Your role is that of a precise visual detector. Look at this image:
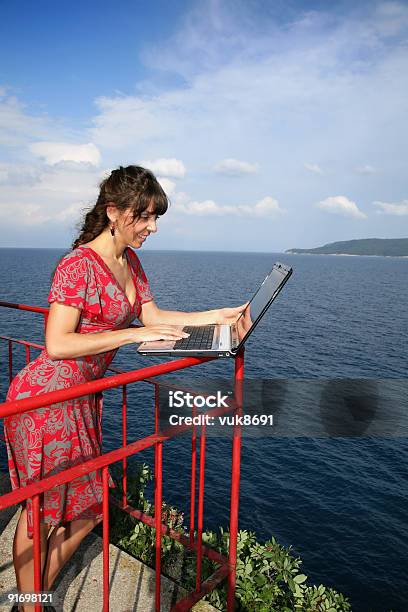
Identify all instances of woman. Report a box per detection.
[3,165,245,610]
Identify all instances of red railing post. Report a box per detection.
[122,385,127,506]
[102,466,110,612]
[32,494,42,612]
[154,385,163,611]
[154,420,163,612]
[189,404,197,546]
[227,348,245,611]
[196,423,207,592]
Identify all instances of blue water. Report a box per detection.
[0,248,407,611]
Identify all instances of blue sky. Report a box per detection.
[1,0,407,251]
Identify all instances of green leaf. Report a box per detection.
[294,573,307,584]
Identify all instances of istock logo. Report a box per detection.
[168,390,231,408]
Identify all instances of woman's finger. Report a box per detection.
[156,326,189,336]
[161,335,182,340]
[230,302,249,312]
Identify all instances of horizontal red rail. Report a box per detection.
[0,356,215,419]
[173,565,230,612]
[0,301,48,316]
[0,335,44,350]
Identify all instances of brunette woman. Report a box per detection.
[4,165,245,611]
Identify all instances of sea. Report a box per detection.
[0,248,407,612]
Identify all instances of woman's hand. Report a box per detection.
[132,325,190,343]
[214,303,249,325]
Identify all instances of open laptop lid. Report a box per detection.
[232,262,292,353]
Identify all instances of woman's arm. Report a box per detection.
[139,300,248,327]
[45,302,188,360]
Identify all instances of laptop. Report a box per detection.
[137,261,293,358]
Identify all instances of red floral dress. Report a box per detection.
[3,246,153,537]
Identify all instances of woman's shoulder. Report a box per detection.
[58,246,95,267]
[49,247,100,307]
[53,247,97,281]
[68,245,93,258]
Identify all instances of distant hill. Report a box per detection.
[286,238,408,257]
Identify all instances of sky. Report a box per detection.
[0,0,407,252]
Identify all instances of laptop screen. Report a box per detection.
[235,262,292,346]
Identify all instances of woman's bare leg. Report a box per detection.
[42,516,102,591]
[13,508,101,610]
[12,506,50,611]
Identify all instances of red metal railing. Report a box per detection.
[0,301,244,612]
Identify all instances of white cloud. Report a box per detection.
[355,164,375,175]
[32,164,101,195]
[0,88,104,234]
[215,158,259,176]
[175,199,222,215]
[374,199,408,215]
[29,142,101,166]
[0,163,101,227]
[316,195,367,219]
[92,95,165,149]
[0,162,40,186]
[157,176,176,196]
[140,157,186,178]
[372,1,408,36]
[0,168,7,182]
[174,195,283,216]
[0,203,52,225]
[253,196,283,216]
[54,202,87,222]
[0,198,86,226]
[89,1,408,205]
[304,162,323,175]
[0,91,59,146]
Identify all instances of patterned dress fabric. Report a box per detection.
[3,246,153,537]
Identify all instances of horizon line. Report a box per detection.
[0,247,289,255]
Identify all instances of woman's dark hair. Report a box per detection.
[51,166,170,281]
[72,165,169,250]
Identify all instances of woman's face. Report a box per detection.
[116,203,159,248]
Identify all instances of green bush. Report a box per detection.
[109,463,185,572]
[182,529,350,611]
[109,464,351,611]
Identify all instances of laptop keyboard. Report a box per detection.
[173,325,216,350]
